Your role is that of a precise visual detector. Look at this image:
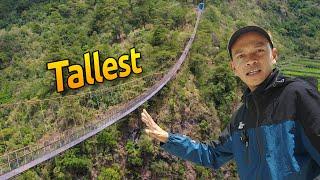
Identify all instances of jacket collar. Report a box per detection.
[241,68,286,103]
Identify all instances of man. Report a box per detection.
[141,26,320,179]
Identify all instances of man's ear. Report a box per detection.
[271,48,278,65]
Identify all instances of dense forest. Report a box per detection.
[0,0,319,179]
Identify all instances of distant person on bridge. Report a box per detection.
[141,25,320,179]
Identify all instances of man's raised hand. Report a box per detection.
[141,109,169,143]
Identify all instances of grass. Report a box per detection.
[278,56,320,90]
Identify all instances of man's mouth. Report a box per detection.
[246,69,261,76]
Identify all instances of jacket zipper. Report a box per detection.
[244,131,250,164]
[242,99,251,164]
[253,96,262,180]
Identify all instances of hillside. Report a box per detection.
[0,0,319,179]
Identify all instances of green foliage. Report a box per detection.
[0,82,12,104]
[0,32,21,69]
[150,160,171,177]
[137,134,155,155]
[195,165,213,179]
[64,157,91,174]
[97,126,120,152]
[16,170,40,180]
[98,164,121,180]
[258,0,320,56]
[125,140,143,167]
[122,138,146,179]
[152,26,169,46]
[154,49,176,65]
[57,155,92,178]
[131,0,154,27]
[189,53,206,77]
[191,27,238,127]
[203,64,237,126]
[199,120,210,135]
[168,5,188,29]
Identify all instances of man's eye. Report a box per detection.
[237,54,244,59]
[257,49,265,53]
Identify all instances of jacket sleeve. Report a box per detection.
[296,83,320,165]
[160,123,234,169]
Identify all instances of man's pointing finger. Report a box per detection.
[143,109,152,119]
[141,112,149,120]
[144,110,153,120]
[141,117,152,127]
[142,114,152,125]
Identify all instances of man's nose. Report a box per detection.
[246,59,258,66]
[246,53,258,66]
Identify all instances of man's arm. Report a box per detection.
[296,82,320,165]
[141,109,234,169]
[160,124,234,169]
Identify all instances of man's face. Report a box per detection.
[230,32,277,91]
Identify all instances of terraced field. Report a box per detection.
[278,56,320,90]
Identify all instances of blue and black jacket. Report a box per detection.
[160,68,320,179]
